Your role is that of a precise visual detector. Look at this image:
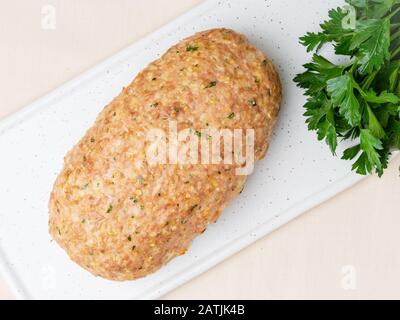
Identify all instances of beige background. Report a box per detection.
[0,0,399,300]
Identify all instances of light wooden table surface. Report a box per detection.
[0,0,399,300]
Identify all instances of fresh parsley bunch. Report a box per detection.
[294,0,400,176]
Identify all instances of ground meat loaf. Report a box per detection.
[49,28,282,281]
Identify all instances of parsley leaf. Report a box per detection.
[360,129,384,170]
[300,8,349,52]
[367,104,386,138]
[363,90,400,104]
[352,18,391,74]
[317,112,338,154]
[342,144,361,160]
[294,55,344,96]
[327,74,362,126]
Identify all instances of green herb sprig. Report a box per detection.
[294,0,400,176]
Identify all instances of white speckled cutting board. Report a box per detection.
[0,0,360,299]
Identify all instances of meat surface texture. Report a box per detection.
[49,28,282,281]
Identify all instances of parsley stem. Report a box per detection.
[361,69,379,91]
[391,29,400,41]
[388,6,400,20]
[349,60,358,74]
[391,45,400,59]
[391,23,400,35]
[351,74,365,94]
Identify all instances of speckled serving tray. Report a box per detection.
[0,0,358,299]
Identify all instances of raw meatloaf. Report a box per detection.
[49,28,282,281]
